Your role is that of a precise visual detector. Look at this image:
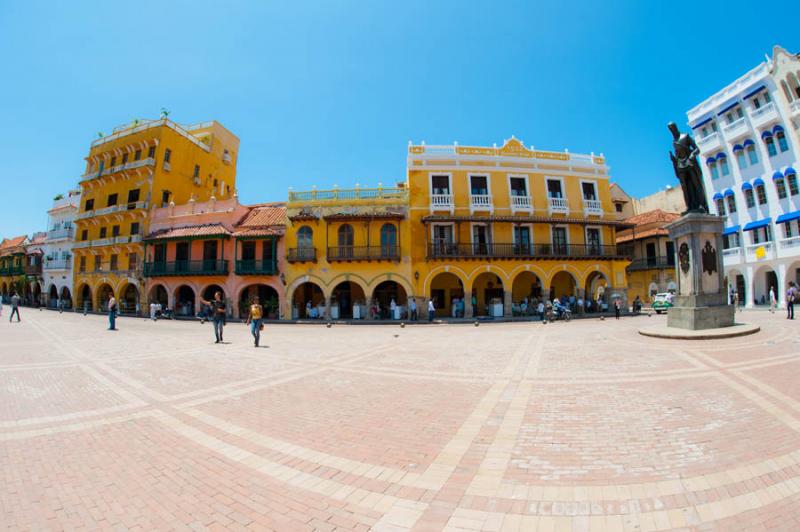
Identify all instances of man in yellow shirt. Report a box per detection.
[245,296,264,347]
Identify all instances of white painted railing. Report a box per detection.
[791,100,800,115]
[722,247,743,264]
[583,199,603,215]
[81,157,155,181]
[511,195,532,210]
[46,227,74,241]
[779,236,800,248]
[722,117,748,138]
[548,197,569,213]
[92,119,210,152]
[697,132,722,152]
[470,194,492,209]
[748,102,777,126]
[430,194,453,209]
[745,242,775,261]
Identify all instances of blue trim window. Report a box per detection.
[766,136,777,157]
[736,151,747,169]
[745,188,756,208]
[709,160,719,180]
[720,158,730,176]
[755,184,767,205]
[777,131,789,153]
[746,145,758,164]
[776,178,788,199]
[715,198,726,215]
[726,194,737,213]
[788,174,799,196]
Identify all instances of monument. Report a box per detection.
[638,122,762,339]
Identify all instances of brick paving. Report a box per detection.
[1,310,799,531]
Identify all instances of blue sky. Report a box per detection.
[0,0,794,236]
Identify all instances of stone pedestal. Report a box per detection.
[665,213,734,330]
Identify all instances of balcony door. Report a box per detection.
[472,224,490,256]
[645,242,656,266]
[380,224,397,258]
[510,177,527,197]
[153,243,167,274]
[552,227,568,255]
[586,228,601,255]
[470,175,488,195]
[241,241,256,272]
[431,175,450,195]
[202,240,218,271]
[547,180,563,198]
[666,241,676,266]
[581,182,597,201]
[261,239,274,270]
[175,242,190,272]
[338,224,354,258]
[433,225,454,255]
[513,225,531,255]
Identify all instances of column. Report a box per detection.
[745,265,755,308]
[576,287,586,314]
[778,262,787,309]
[324,295,332,320]
[503,290,512,318]
[464,291,474,318]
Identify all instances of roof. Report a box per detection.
[0,235,28,252]
[616,228,670,243]
[28,233,47,246]
[234,227,285,238]
[145,224,231,241]
[237,203,286,227]
[622,209,680,226]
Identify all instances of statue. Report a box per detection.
[668,122,709,213]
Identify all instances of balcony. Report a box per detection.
[0,265,24,276]
[143,260,229,277]
[745,242,775,262]
[748,102,779,128]
[288,186,408,204]
[510,195,532,212]
[697,132,722,153]
[24,263,42,276]
[44,259,72,270]
[46,227,74,241]
[721,117,749,140]
[722,247,744,265]
[326,245,400,262]
[80,157,156,182]
[223,152,233,164]
[583,199,603,217]
[469,194,492,211]
[287,247,317,263]
[778,236,800,258]
[430,194,453,211]
[548,197,569,215]
[76,201,149,220]
[235,259,278,275]
[426,242,625,260]
[626,256,675,271]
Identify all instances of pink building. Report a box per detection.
[143,197,286,319]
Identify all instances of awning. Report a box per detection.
[732,144,744,152]
[722,225,741,235]
[776,210,800,224]
[761,130,773,139]
[743,138,755,147]
[743,218,772,231]
[743,84,767,99]
[716,152,727,160]
[773,171,784,180]
[717,101,739,115]
[724,188,735,197]
[785,167,797,176]
[713,192,724,200]
[753,177,765,187]
[773,125,784,134]
[691,117,713,129]
[741,182,753,191]
[706,156,716,165]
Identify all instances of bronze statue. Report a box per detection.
[668,122,709,213]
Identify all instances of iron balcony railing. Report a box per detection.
[235,259,278,275]
[143,260,229,277]
[626,256,675,271]
[287,247,317,262]
[427,242,627,260]
[326,245,400,262]
[24,264,43,276]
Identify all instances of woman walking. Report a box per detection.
[245,296,264,347]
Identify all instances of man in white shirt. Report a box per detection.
[428,299,435,322]
[409,298,417,321]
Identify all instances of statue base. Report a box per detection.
[664,213,735,331]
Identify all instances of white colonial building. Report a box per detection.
[42,189,81,308]
[687,45,800,308]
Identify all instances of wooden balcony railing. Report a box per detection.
[143,260,228,277]
[235,259,278,275]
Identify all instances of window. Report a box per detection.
[753,97,762,109]
[736,150,747,169]
[720,157,730,176]
[122,153,128,164]
[788,174,799,196]
[161,190,171,206]
[107,193,118,207]
[127,189,140,205]
[711,121,718,132]
[786,222,795,239]
[80,229,88,241]
[93,255,101,271]
[470,175,488,195]
[615,203,623,213]
[509,177,527,196]
[109,254,118,271]
[147,146,156,158]
[337,224,354,256]
[777,131,789,152]
[431,175,450,195]
[715,198,726,215]
[84,198,94,212]
[79,256,86,272]
[756,185,767,205]
[586,228,601,254]
[193,165,200,178]
[128,253,138,270]
[723,232,740,249]
[241,241,256,261]
[765,91,772,103]
[130,222,140,235]
[98,161,105,174]
[134,149,141,161]
[726,194,737,213]
[380,223,397,256]
[297,226,313,248]
[709,161,719,180]
[765,136,777,157]
[745,189,755,208]
[701,126,708,137]
[547,179,563,198]
[99,227,107,238]
[110,156,116,167]
[163,148,171,163]
[513,225,531,254]
[747,145,758,165]
[112,225,120,237]
[581,182,597,200]
[552,227,568,254]
[261,239,274,263]
[213,179,218,188]
[776,178,788,199]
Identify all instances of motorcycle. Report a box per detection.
[546,305,572,322]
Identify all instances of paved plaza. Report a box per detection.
[1,311,800,531]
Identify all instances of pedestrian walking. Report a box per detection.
[787,281,797,320]
[107,295,118,330]
[409,297,417,321]
[150,301,157,321]
[537,301,545,321]
[769,286,777,314]
[245,296,264,347]
[614,298,621,320]
[83,299,89,316]
[427,298,435,322]
[733,290,740,311]
[58,297,64,314]
[201,291,227,343]
[9,293,21,322]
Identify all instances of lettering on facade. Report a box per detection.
[701,241,717,275]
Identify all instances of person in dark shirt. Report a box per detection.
[200,291,227,343]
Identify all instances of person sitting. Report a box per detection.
[552,298,568,318]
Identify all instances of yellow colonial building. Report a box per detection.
[282,137,631,319]
[408,137,631,317]
[72,118,239,312]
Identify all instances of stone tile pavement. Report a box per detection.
[1,309,800,530]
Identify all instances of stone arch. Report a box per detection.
[371,280,408,320]
[753,264,778,307]
[466,264,510,288]
[95,283,114,311]
[48,284,59,308]
[428,271,465,318]
[422,265,470,296]
[365,273,414,303]
[148,283,169,307]
[549,270,578,301]
[292,281,325,319]
[77,283,92,311]
[511,270,543,311]
[331,280,367,319]
[60,286,72,309]
[238,283,280,319]
[584,270,609,304]
[285,274,331,301]
[471,271,505,317]
[174,285,197,316]
[545,264,583,288]
[118,283,140,314]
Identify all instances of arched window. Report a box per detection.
[726,194,737,213]
[297,226,313,248]
[744,188,756,208]
[708,160,719,180]
[775,177,788,199]
[746,144,759,165]
[337,224,353,258]
[787,171,799,196]
[755,184,767,205]
[719,157,730,176]
[764,134,777,157]
[777,131,789,153]
[715,198,726,216]
[734,146,747,169]
[380,223,397,258]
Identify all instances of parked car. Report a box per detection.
[652,292,674,314]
